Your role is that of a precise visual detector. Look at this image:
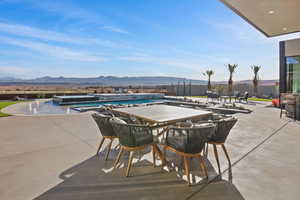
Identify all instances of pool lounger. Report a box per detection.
[71,106,102,112]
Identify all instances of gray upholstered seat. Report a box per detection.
[208,117,237,144]
[164,124,216,186]
[110,121,163,177]
[110,122,153,148]
[92,113,117,137]
[166,125,215,154]
[91,113,119,160]
[205,116,238,181]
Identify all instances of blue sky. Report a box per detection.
[0,0,300,81]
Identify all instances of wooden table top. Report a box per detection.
[113,104,212,124]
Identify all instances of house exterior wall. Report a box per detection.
[280,38,300,93]
[285,38,300,57]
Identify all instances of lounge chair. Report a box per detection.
[206,91,220,102]
[280,93,297,119]
[164,124,216,186]
[238,92,249,103]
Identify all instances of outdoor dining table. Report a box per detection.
[112,104,213,168]
[112,104,212,126]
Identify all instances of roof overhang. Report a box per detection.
[220,0,300,37]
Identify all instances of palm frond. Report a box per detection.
[251,65,261,74]
[227,64,238,73]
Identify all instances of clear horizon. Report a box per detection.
[1,0,300,81]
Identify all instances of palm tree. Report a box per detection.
[251,65,261,96]
[202,70,214,91]
[226,64,238,95]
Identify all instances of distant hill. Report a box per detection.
[0,76,278,86]
[0,76,206,86]
[0,77,23,82]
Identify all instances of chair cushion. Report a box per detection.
[93,113,108,117]
[110,117,127,125]
[192,122,213,128]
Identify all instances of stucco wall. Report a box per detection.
[165,84,278,98]
[285,38,300,57]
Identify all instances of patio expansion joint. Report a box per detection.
[185,121,290,200]
[229,121,289,170]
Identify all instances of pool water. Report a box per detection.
[72,98,167,107]
[21,100,77,115]
[18,98,167,115]
[18,99,166,115]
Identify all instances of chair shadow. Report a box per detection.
[33,145,245,200]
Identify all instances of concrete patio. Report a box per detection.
[0,101,299,200]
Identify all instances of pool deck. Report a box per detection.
[0,99,300,199]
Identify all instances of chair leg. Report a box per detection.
[213,144,221,176]
[104,139,113,161]
[96,137,105,155]
[221,144,232,181]
[152,145,156,167]
[152,144,167,168]
[199,155,208,180]
[115,143,121,150]
[183,156,191,186]
[205,143,209,157]
[113,146,124,169]
[126,151,134,177]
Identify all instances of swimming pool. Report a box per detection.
[72,98,167,107]
[7,98,168,115]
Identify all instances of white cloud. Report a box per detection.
[0,36,108,62]
[102,26,130,34]
[0,22,130,49]
[0,66,29,75]
[119,54,203,71]
[1,0,132,38]
[119,52,233,71]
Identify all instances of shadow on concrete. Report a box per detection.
[34,146,245,200]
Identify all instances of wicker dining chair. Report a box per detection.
[280,93,297,119]
[206,117,237,178]
[164,124,216,186]
[110,121,164,177]
[92,113,118,160]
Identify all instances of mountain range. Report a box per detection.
[0,76,278,86]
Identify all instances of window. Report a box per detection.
[286,56,300,93]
